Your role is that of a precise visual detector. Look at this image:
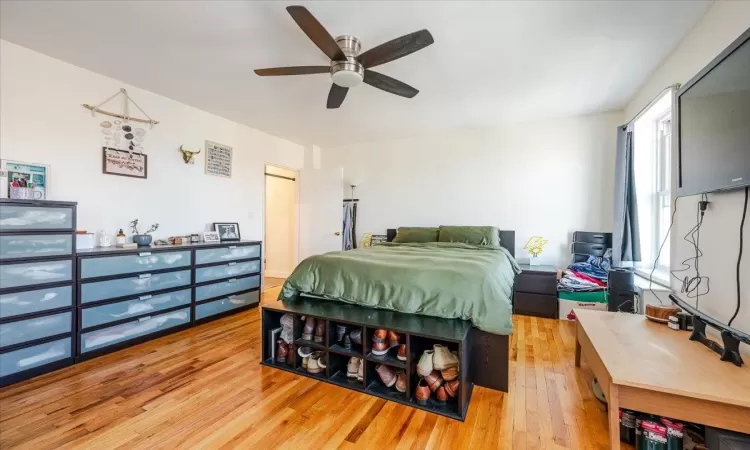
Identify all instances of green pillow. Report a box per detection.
[392,227,439,243]
[438,226,500,246]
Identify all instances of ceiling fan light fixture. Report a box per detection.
[331,60,364,88]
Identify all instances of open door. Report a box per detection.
[298,167,343,261]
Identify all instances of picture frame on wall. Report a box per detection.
[202,231,220,243]
[1,159,50,199]
[205,140,232,178]
[102,147,148,179]
[213,222,241,241]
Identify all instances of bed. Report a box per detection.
[280,228,518,334]
[277,226,518,392]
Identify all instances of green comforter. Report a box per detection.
[279,242,520,335]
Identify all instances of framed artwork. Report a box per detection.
[370,234,388,246]
[102,147,148,179]
[202,231,220,243]
[1,160,50,199]
[213,222,240,241]
[205,141,232,178]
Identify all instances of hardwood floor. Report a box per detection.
[263,276,285,290]
[0,286,618,449]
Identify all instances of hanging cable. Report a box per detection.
[670,194,710,304]
[728,186,749,327]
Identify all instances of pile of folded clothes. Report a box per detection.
[558,249,612,293]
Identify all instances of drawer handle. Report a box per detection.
[139,252,152,257]
[228,246,237,249]
[228,262,237,266]
[227,278,238,283]
[138,316,152,322]
[139,273,152,279]
[138,295,152,301]
[593,234,604,239]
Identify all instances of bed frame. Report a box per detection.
[386,228,515,393]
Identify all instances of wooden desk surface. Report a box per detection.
[575,309,750,409]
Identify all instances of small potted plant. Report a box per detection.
[129,219,159,247]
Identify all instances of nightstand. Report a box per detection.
[513,265,558,319]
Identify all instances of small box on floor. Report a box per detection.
[558,291,608,320]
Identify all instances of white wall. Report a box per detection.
[624,2,750,334]
[0,40,305,241]
[264,165,297,278]
[323,112,624,267]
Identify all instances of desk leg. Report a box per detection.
[575,324,582,367]
[608,384,620,449]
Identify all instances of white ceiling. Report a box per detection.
[0,1,711,147]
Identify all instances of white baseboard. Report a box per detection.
[264,270,290,279]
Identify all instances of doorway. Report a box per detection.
[264,164,299,290]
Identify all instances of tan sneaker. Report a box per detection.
[347,357,360,379]
[433,344,458,370]
[357,358,364,381]
[417,350,434,377]
[307,351,326,374]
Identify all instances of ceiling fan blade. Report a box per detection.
[327,84,348,109]
[358,29,434,68]
[286,6,345,61]
[254,66,330,76]
[363,70,419,98]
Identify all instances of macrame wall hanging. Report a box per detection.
[83,88,159,153]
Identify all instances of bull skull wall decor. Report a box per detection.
[178,145,201,164]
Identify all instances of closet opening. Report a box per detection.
[263,164,299,291]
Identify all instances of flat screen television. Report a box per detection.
[677,27,750,197]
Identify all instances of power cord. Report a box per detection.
[670,194,710,305]
[728,186,749,327]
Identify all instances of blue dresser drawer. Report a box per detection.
[82,288,192,329]
[196,290,260,320]
[80,269,191,304]
[0,337,71,377]
[80,307,190,353]
[0,285,73,319]
[80,250,192,279]
[195,245,260,265]
[195,260,260,283]
[0,205,74,231]
[195,275,260,302]
[0,259,72,289]
[0,311,72,349]
[0,234,73,260]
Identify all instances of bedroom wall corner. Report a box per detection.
[322,111,624,267]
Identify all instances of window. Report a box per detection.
[633,90,673,281]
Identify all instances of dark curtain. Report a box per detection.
[342,200,357,250]
[613,124,641,265]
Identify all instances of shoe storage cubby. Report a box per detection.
[293,314,326,351]
[262,297,476,420]
[364,327,407,369]
[327,352,363,390]
[328,321,363,358]
[364,360,408,400]
[409,336,462,417]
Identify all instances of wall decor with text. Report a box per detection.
[205,141,232,178]
[102,147,148,179]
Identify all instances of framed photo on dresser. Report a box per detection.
[213,222,240,241]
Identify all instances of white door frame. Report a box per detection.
[263,163,300,279]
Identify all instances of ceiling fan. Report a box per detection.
[255,5,434,109]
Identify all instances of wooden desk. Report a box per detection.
[574,309,750,449]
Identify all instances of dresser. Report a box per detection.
[0,199,263,385]
[0,199,78,386]
[76,240,262,361]
[513,264,558,319]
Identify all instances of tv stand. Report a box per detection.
[670,294,749,367]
